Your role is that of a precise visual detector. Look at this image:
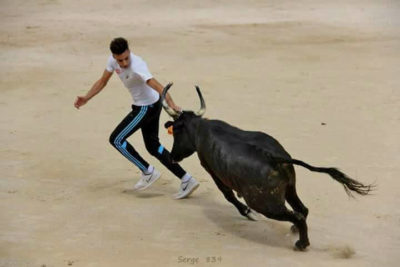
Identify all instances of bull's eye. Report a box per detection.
[164,121,174,129]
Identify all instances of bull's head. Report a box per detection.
[161,83,206,162]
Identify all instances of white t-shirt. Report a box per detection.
[106,52,160,106]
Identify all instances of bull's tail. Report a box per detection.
[267,155,374,197]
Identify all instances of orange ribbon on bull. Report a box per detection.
[167,126,173,135]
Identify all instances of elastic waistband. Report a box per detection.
[132,98,161,110]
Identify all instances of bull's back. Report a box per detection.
[204,119,291,158]
[197,119,292,193]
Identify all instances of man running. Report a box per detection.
[74,37,199,199]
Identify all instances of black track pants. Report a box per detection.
[109,99,186,179]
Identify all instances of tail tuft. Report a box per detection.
[325,168,375,197]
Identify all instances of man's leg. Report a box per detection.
[141,101,199,198]
[109,105,162,191]
[109,105,150,172]
[141,101,186,178]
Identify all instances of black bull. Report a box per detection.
[161,83,373,250]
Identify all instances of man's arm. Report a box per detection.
[74,70,113,109]
[147,78,181,111]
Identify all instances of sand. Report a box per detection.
[1,0,399,266]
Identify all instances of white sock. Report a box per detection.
[144,165,154,175]
[181,173,192,183]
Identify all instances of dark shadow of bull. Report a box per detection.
[161,83,374,251]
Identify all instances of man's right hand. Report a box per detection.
[74,96,88,109]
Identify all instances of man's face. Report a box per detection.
[113,49,131,69]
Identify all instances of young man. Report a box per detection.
[74,37,199,199]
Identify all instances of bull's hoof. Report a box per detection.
[245,211,258,221]
[293,240,310,251]
[290,225,299,233]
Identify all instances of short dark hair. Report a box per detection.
[110,37,129,55]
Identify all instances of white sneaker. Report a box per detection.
[134,168,161,191]
[174,177,200,199]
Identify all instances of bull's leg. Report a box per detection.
[211,176,256,221]
[263,205,310,251]
[285,184,309,233]
[286,184,308,217]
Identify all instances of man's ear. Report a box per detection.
[164,121,174,128]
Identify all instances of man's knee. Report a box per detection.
[146,142,163,157]
[109,132,119,147]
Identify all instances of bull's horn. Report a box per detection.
[161,82,180,118]
[194,85,206,117]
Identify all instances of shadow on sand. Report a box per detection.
[184,192,297,250]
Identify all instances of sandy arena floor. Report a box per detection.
[1,0,399,266]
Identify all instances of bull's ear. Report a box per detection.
[164,121,174,128]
